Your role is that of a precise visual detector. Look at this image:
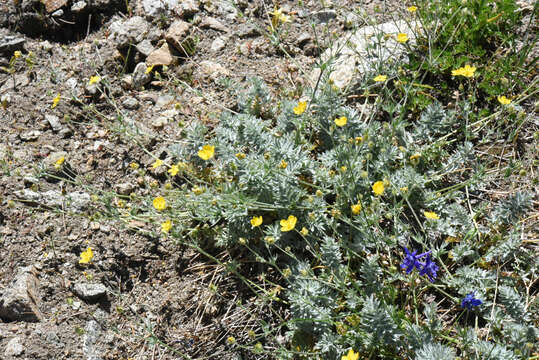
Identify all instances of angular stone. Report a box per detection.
[211,36,226,52]
[135,39,154,57]
[176,0,199,18]
[73,283,107,302]
[115,182,135,195]
[0,266,41,322]
[71,0,87,13]
[200,17,228,32]
[146,43,176,66]
[109,16,150,50]
[237,23,260,38]
[0,36,26,55]
[122,96,139,110]
[165,20,191,53]
[141,0,178,17]
[4,337,24,357]
[132,62,151,88]
[45,114,62,132]
[42,0,69,13]
[311,20,420,89]
[199,60,229,80]
[20,130,42,141]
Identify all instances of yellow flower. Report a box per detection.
[279,159,288,169]
[192,186,205,195]
[79,247,93,264]
[13,50,22,59]
[407,5,418,13]
[152,159,163,169]
[451,64,476,78]
[54,156,65,170]
[226,336,236,345]
[145,65,154,74]
[129,162,139,170]
[342,349,359,360]
[280,215,297,232]
[351,202,362,215]
[372,181,385,196]
[51,93,61,109]
[335,116,347,127]
[315,189,323,197]
[293,101,307,115]
[153,196,166,211]
[161,220,172,233]
[497,95,511,105]
[88,76,101,85]
[270,7,291,26]
[300,227,309,236]
[168,164,179,176]
[374,75,387,82]
[397,33,409,43]
[236,152,246,159]
[409,153,421,161]
[198,145,215,160]
[250,216,263,228]
[424,211,440,220]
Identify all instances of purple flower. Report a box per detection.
[401,247,430,274]
[419,254,439,282]
[461,291,483,310]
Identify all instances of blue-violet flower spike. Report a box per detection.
[461,291,483,310]
[401,247,430,274]
[419,254,439,282]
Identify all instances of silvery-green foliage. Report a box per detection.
[413,102,458,141]
[498,285,528,322]
[237,77,274,118]
[492,192,533,225]
[423,302,442,333]
[359,255,383,296]
[415,342,455,360]
[359,295,402,348]
[470,341,518,360]
[484,229,521,262]
[404,323,433,351]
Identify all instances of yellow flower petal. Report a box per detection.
[300,227,309,236]
[161,220,172,233]
[280,215,297,232]
[424,211,440,220]
[372,181,385,196]
[152,159,163,169]
[89,76,101,85]
[293,101,307,115]
[168,164,179,176]
[236,152,246,159]
[79,247,93,264]
[51,93,61,109]
[452,65,476,78]
[397,33,409,43]
[407,5,418,13]
[250,216,263,227]
[153,196,166,211]
[374,75,387,82]
[342,349,359,360]
[497,95,511,105]
[351,202,362,215]
[197,145,215,160]
[279,159,288,169]
[335,116,347,127]
[13,50,22,59]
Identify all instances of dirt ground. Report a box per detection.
[0,0,411,359]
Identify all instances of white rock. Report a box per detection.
[311,20,420,89]
[4,337,24,357]
[211,37,226,52]
[141,0,178,17]
[0,266,41,322]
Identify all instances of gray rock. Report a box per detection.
[44,151,67,171]
[132,62,151,88]
[71,1,87,12]
[141,0,178,17]
[45,114,62,132]
[199,60,230,80]
[4,337,24,357]
[14,189,42,204]
[20,130,42,141]
[311,20,419,89]
[59,128,73,138]
[115,182,136,195]
[165,20,191,53]
[66,191,90,212]
[135,39,154,57]
[83,320,103,360]
[51,9,64,17]
[176,0,199,18]
[0,36,25,55]
[151,116,168,128]
[155,94,175,108]
[0,266,41,322]
[312,10,337,24]
[122,96,139,110]
[23,175,39,186]
[109,16,150,50]
[73,283,107,302]
[200,17,228,32]
[211,36,226,52]
[296,32,312,47]
[41,190,64,208]
[237,23,260,38]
